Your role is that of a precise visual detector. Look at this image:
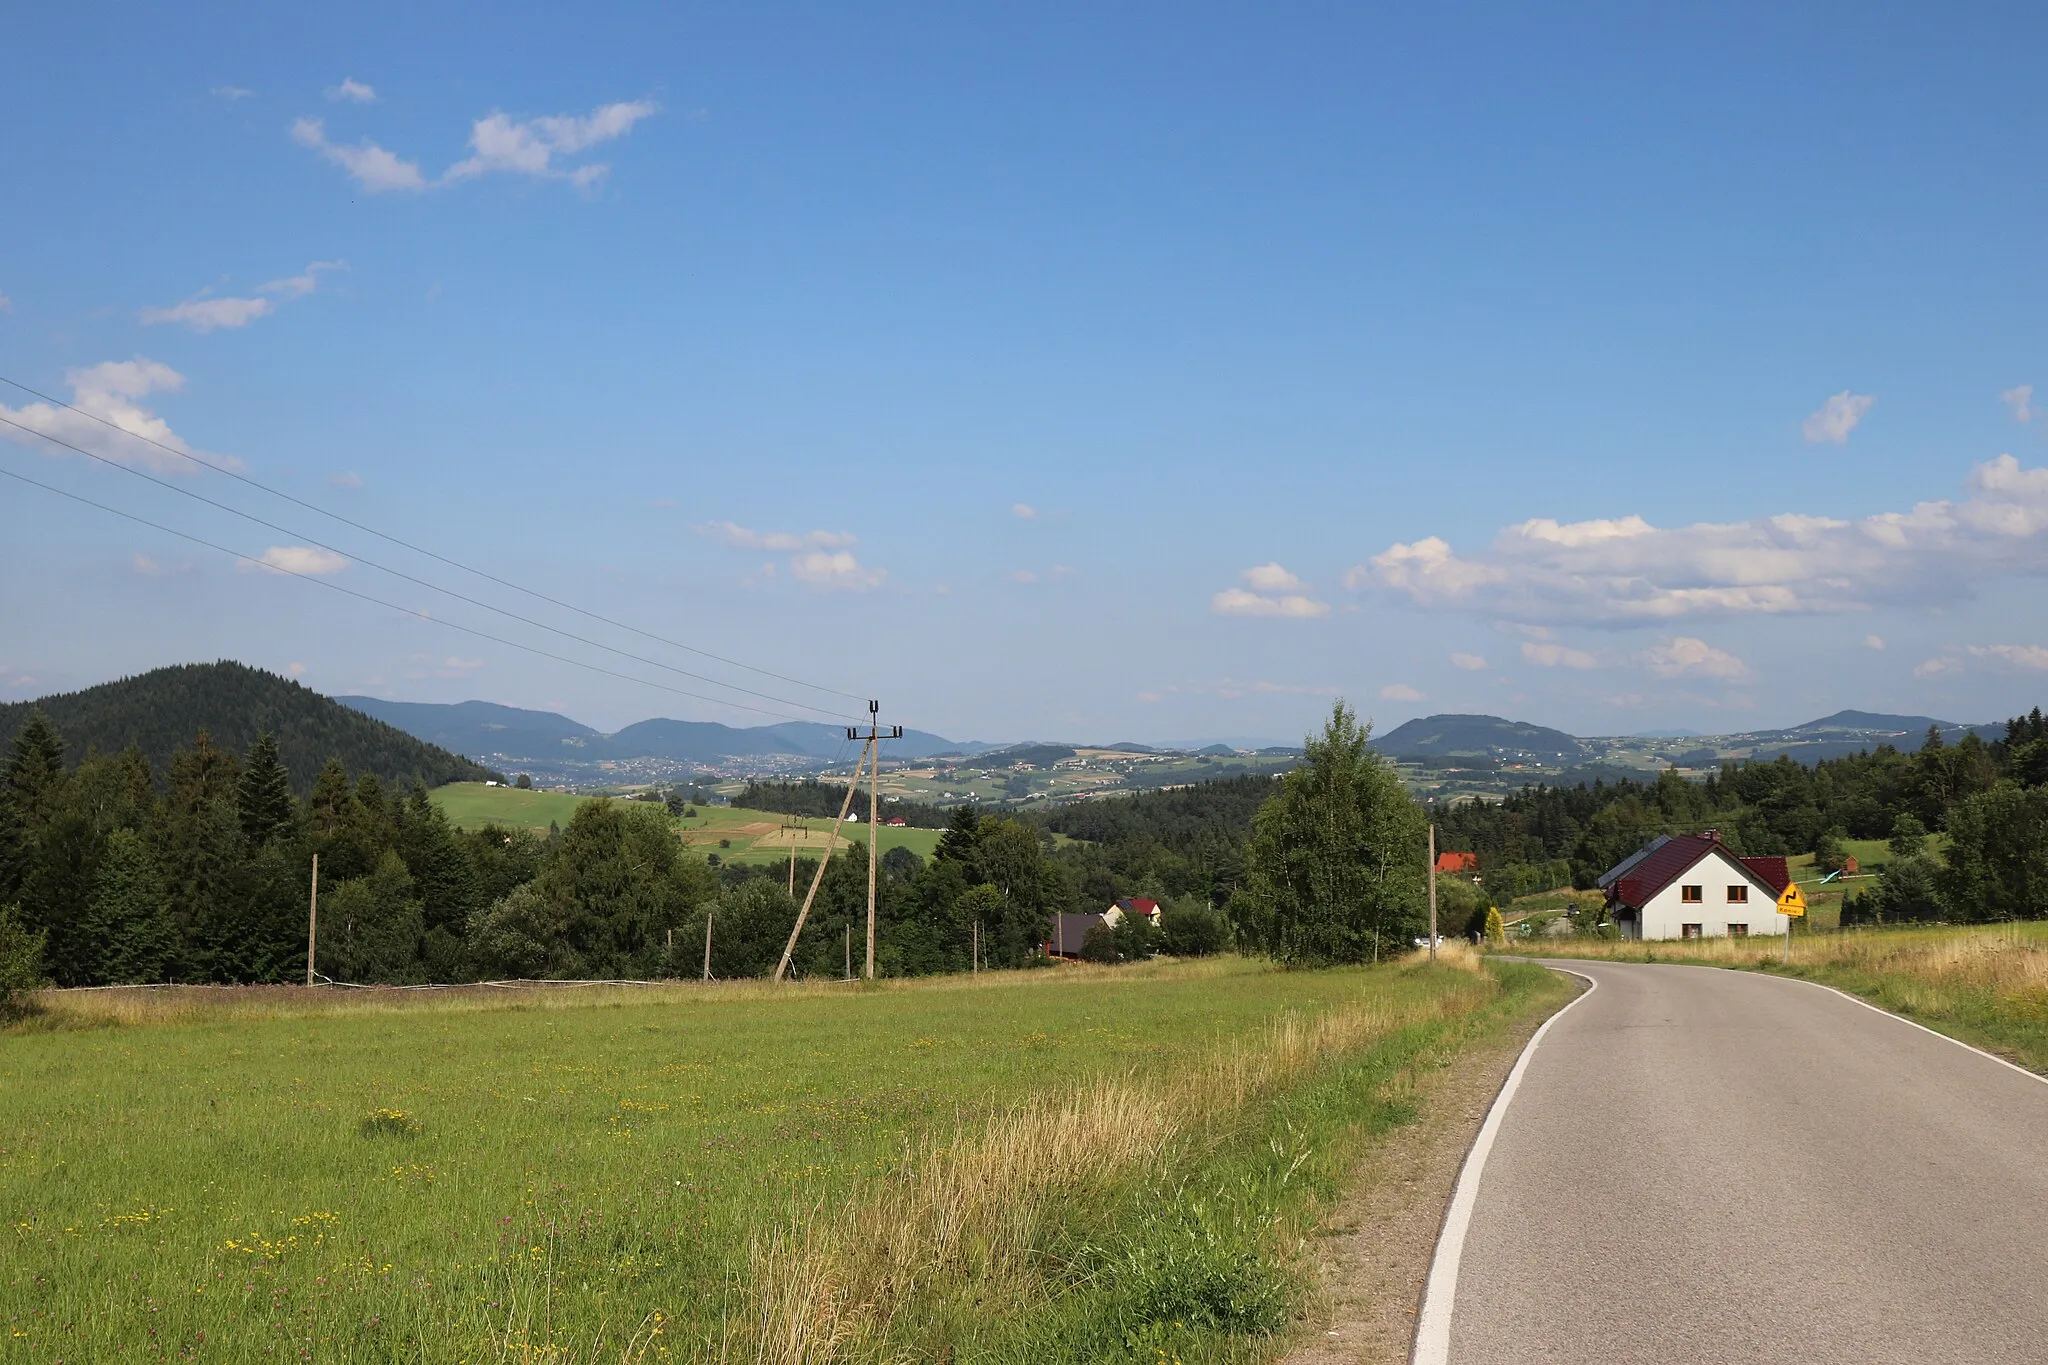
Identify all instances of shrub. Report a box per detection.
[1080,921,1120,964]
[360,1107,422,1138]
[1157,901,1227,957]
[0,902,48,1021]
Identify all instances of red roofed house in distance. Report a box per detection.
[1599,831,1792,941]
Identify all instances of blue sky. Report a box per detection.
[3,3,2045,744]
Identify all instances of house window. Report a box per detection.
[1728,885,1748,903]
[1681,885,1703,903]
[1728,923,1749,938]
[1682,923,1703,939]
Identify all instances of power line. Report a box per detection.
[0,461,823,725]
[0,372,864,702]
[0,413,855,722]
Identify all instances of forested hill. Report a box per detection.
[0,662,492,793]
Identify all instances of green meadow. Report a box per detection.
[2,956,1564,1362]
[431,783,946,867]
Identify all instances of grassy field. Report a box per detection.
[2,956,1568,1361]
[431,783,945,866]
[1517,922,2048,1072]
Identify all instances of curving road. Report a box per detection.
[1428,960,2048,1364]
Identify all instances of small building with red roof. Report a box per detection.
[1435,851,1479,876]
[1600,831,1791,941]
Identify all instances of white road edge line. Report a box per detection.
[1411,966,1599,1365]
[1781,974,2048,1088]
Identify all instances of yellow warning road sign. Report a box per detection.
[1777,883,1807,918]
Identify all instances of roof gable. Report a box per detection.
[1608,835,1785,909]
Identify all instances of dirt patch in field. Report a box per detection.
[1276,985,1568,1365]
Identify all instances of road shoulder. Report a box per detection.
[1274,973,1573,1365]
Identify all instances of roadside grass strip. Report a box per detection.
[1,954,1567,1361]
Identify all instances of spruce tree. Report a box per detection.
[81,829,177,984]
[307,758,353,837]
[236,733,297,846]
[0,710,69,904]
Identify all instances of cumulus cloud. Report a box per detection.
[1211,587,1330,619]
[1380,683,1425,701]
[0,358,226,475]
[1241,562,1305,592]
[1006,569,1037,584]
[1967,643,2048,671]
[292,117,426,192]
[1913,657,1957,679]
[260,260,344,301]
[2004,385,2035,423]
[1011,503,1037,520]
[1350,456,2048,626]
[327,78,377,104]
[240,545,348,575]
[790,550,885,591]
[1864,634,1886,650]
[1639,636,1749,680]
[1450,652,1490,671]
[697,521,856,552]
[1521,641,1598,669]
[329,472,364,489]
[444,101,657,189]
[1802,391,1875,445]
[211,85,255,101]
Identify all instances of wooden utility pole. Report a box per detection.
[702,911,714,981]
[845,924,852,980]
[846,701,902,981]
[973,919,980,974]
[304,853,320,986]
[1427,824,1438,963]
[774,738,873,982]
[781,818,803,897]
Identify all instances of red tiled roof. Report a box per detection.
[1738,856,1791,894]
[1609,834,1785,909]
[1116,897,1161,916]
[1435,852,1479,874]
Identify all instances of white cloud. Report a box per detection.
[1639,636,1749,680]
[1210,587,1330,619]
[286,662,307,677]
[139,295,273,332]
[1913,657,1957,679]
[2003,385,2035,424]
[211,85,255,101]
[1351,456,2048,625]
[240,545,348,576]
[326,78,377,104]
[1006,569,1037,584]
[259,260,345,301]
[1011,503,1037,520]
[1521,641,1598,669]
[0,358,226,475]
[1380,683,1425,701]
[0,290,11,312]
[1967,643,2048,671]
[291,117,426,192]
[1863,634,1885,650]
[1241,562,1305,592]
[790,550,885,591]
[329,472,364,489]
[1450,652,1489,671]
[1802,391,1875,445]
[444,101,657,188]
[697,520,856,552]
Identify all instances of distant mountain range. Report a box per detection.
[1373,709,2008,769]
[333,697,986,766]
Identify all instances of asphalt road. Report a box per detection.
[1440,961,2048,1364]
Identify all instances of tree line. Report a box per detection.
[1433,709,2048,921]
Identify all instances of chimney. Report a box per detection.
[1701,829,1721,843]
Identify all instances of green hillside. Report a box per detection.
[0,661,492,793]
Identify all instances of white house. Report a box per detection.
[1599,831,1792,940]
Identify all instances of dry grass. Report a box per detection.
[737,968,1494,1364]
[17,957,1235,1032]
